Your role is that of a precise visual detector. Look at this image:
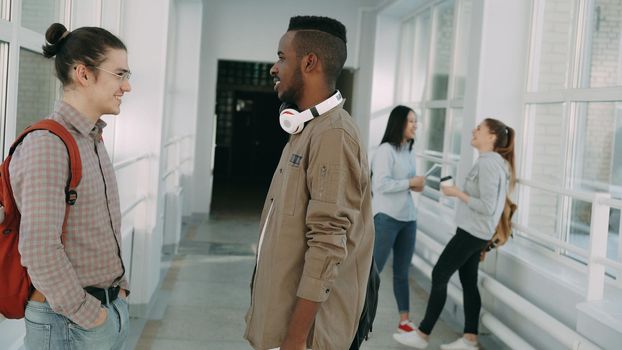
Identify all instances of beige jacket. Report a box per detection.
[244,103,374,350]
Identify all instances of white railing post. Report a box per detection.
[586,192,611,301]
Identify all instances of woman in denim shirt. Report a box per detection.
[371,105,425,336]
[394,118,516,350]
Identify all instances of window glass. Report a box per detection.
[450,109,463,156]
[410,10,432,102]
[531,0,576,91]
[429,1,455,100]
[527,187,563,240]
[397,19,415,103]
[16,49,57,135]
[586,0,622,88]
[571,102,622,261]
[423,108,446,154]
[22,0,63,34]
[452,0,473,98]
[527,103,565,185]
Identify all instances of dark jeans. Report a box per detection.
[373,213,417,313]
[419,227,488,335]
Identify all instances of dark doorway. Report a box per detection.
[212,60,287,214]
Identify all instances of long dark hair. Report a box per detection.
[380,105,415,151]
[484,118,516,191]
[42,23,127,86]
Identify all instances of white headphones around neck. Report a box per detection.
[279,90,343,134]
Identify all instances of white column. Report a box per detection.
[586,192,612,301]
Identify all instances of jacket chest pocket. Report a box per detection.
[279,164,302,216]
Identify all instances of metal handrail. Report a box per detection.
[512,223,589,258]
[598,197,622,210]
[518,179,595,203]
[593,256,622,273]
[113,153,150,171]
[121,196,147,218]
[164,134,193,147]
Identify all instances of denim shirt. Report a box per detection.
[371,142,417,222]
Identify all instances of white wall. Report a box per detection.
[193,0,380,214]
[117,0,172,308]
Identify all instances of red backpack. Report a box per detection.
[0,119,81,319]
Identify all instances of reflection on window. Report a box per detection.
[424,108,446,153]
[430,1,455,100]
[531,0,576,91]
[587,0,622,88]
[21,0,62,34]
[16,49,57,135]
[527,187,562,240]
[410,11,432,102]
[567,199,592,263]
[452,0,473,98]
[450,109,463,156]
[397,19,415,103]
[528,103,565,185]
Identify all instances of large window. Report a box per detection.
[395,0,473,204]
[524,0,622,266]
[0,1,65,157]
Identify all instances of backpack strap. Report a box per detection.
[8,119,82,241]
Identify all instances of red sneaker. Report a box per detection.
[397,320,417,333]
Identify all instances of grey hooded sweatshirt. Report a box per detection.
[455,152,509,240]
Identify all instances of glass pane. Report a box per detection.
[410,11,432,102]
[573,102,622,262]
[21,0,63,34]
[397,20,415,103]
[531,0,576,91]
[430,0,455,100]
[452,0,473,98]
[587,0,622,88]
[527,187,562,239]
[528,104,565,185]
[450,109,463,156]
[424,108,446,154]
[567,198,591,263]
[16,49,57,135]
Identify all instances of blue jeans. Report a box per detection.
[373,213,417,313]
[24,297,129,350]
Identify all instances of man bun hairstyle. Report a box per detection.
[42,23,127,86]
[287,16,347,88]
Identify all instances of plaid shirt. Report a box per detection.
[11,101,128,328]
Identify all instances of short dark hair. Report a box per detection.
[287,16,347,87]
[42,23,127,86]
[380,105,415,151]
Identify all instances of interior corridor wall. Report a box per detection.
[194,0,380,214]
[117,0,172,309]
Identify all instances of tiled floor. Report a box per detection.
[130,204,465,349]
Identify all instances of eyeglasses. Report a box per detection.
[93,66,132,81]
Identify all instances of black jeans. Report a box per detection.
[419,228,488,335]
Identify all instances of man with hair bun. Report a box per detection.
[244,16,374,350]
[13,22,131,350]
